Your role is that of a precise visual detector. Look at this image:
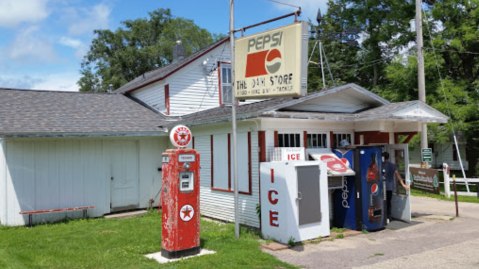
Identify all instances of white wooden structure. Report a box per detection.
[442,163,478,197]
[0,38,451,228]
[113,38,450,229]
[410,141,468,170]
[0,137,166,226]
[0,89,167,226]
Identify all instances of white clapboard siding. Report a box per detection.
[196,132,260,228]
[409,142,468,170]
[0,137,166,226]
[129,41,263,116]
[0,139,6,223]
[132,81,167,114]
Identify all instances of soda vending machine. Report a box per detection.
[160,125,201,259]
[333,146,386,231]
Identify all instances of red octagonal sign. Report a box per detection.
[170,125,192,148]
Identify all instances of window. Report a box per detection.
[219,63,232,105]
[278,133,301,147]
[333,133,352,148]
[307,133,327,148]
[211,133,252,194]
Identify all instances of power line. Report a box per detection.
[309,56,392,69]
[264,0,301,9]
[423,47,479,55]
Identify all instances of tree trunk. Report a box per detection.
[373,63,378,88]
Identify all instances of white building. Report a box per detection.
[0,37,448,227]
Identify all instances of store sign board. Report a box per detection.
[234,21,309,99]
[409,167,440,194]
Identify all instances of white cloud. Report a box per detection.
[59,36,88,59]
[5,26,59,63]
[68,3,111,36]
[0,72,80,91]
[0,75,45,89]
[33,72,80,91]
[269,0,328,23]
[59,37,82,49]
[0,0,50,28]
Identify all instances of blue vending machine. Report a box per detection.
[334,146,386,231]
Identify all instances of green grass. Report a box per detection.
[410,189,479,204]
[0,211,297,269]
[368,253,384,258]
[330,227,347,233]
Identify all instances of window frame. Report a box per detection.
[333,133,353,148]
[211,133,252,195]
[306,133,328,149]
[277,133,302,148]
[218,62,232,106]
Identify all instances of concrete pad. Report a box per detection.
[145,249,216,264]
[421,214,454,221]
[261,242,291,251]
[104,210,148,219]
[386,220,422,230]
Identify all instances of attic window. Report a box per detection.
[219,63,232,105]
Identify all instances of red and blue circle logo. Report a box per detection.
[371,183,379,196]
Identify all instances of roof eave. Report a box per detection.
[117,37,230,95]
[0,131,168,139]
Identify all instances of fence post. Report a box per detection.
[443,163,451,198]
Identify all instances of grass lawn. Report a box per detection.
[0,211,297,269]
[410,189,479,204]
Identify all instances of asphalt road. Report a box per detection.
[264,196,479,269]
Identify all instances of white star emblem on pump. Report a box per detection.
[180,204,194,222]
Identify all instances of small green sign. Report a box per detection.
[421,148,433,162]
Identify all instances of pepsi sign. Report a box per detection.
[235,21,308,99]
[371,183,379,196]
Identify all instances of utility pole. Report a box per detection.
[229,0,240,239]
[416,0,428,154]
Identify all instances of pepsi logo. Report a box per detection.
[265,49,282,74]
[340,158,351,168]
[371,183,379,196]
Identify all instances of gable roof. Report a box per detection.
[164,83,448,128]
[0,88,167,137]
[114,37,230,94]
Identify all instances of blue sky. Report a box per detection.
[0,0,327,91]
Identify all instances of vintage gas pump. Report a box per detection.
[161,125,200,259]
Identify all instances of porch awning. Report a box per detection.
[308,148,355,177]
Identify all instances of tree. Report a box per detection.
[378,1,479,176]
[340,0,416,89]
[307,0,361,90]
[78,8,223,92]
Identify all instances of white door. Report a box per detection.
[387,144,411,222]
[110,141,139,211]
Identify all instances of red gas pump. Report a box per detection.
[161,125,200,259]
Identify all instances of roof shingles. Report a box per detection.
[0,88,166,136]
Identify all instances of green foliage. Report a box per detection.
[255,203,261,222]
[410,189,479,204]
[0,212,297,269]
[288,236,296,246]
[78,8,222,92]
[321,0,479,176]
